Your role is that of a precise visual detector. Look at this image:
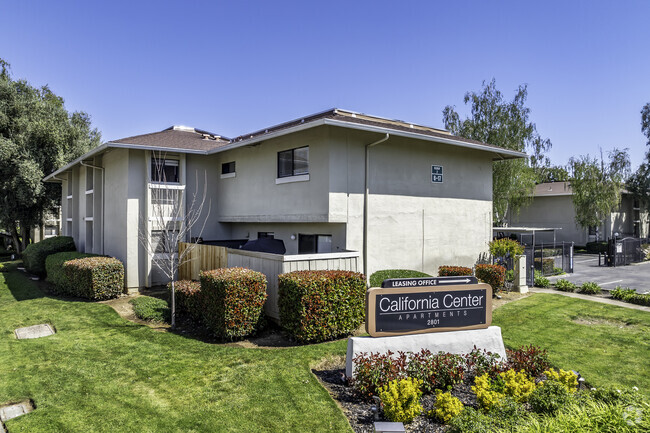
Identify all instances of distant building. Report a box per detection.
[45,108,526,288]
[507,182,649,245]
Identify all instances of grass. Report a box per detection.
[369,269,431,287]
[0,260,352,432]
[493,293,650,397]
[129,295,170,323]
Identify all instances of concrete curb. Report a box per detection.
[529,288,650,312]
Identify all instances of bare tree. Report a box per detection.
[138,152,210,328]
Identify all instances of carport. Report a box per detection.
[493,226,561,247]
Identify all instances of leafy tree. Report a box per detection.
[0,59,100,252]
[626,103,650,239]
[536,165,570,183]
[569,148,630,235]
[443,79,552,225]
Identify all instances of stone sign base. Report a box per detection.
[346,326,507,377]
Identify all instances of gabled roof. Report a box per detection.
[44,108,528,182]
[111,125,230,152]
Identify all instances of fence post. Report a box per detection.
[514,255,529,293]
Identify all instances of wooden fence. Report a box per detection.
[178,242,228,281]
[177,242,360,320]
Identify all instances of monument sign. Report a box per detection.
[366,283,492,337]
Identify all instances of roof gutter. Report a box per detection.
[363,133,390,282]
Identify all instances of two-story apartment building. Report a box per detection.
[507,182,649,245]
[44,109,526,288]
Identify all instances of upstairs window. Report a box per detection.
[278,146,309,178]
[151,158,179,183]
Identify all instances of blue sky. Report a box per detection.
[1,0,649,168]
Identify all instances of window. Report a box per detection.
[222,161,235,175]
[278,146,309,178]
[151,230,176,254]
[258,232,274,239]
[151,158,179,183]
[298,234,332,254]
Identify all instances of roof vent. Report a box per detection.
[173,125,196,132]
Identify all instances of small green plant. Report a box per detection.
[534,271,550,288]
[505,269,514,282]
[430,389,463,423]
[130,296,170,323]
[579,281,601,294]
[544,368,578,393]
[554,279,577,292]
[489,238,524,258]
[529,380,572,415]
[379,377,423,423]
[552,266,565,276]
[447,407,493,433]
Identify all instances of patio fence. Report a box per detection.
[177,242,360,320]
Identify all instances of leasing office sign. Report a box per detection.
[366,284,492,337]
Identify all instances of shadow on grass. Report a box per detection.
[2,263,45,301]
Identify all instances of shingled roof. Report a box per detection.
[110,125,230,152]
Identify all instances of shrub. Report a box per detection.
[430,389,464,423]
[448,407,493,433]
[199,268,267,340]
[611,286,636,301]
[506,345,551,377]
[500,369,537,402]
[369,269,430,287]
[464,347,504,378]
[473,373,506,411]
[22,236,76,276]
[579,281,601,294]
[379,377,423,424]
[130,296,170,323]
[555,279,577,292]
[473,369,537,410]
[407,351,465,393]
[534,257,555,275]
[438,266,472,277]
[278,270,365,343]
[474,264,505,291]
[62,256,124,300]
[505,269,514,282]
[529,380,572,415]
[543,368,578,393]
[489,238,524,258]
[169,280,201,317]
[586,241,608,254]
[553,266,565,275]
[352,351,409,398]
[534,271,550,288]
[46,251,99,292]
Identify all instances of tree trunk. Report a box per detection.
[20,224,30,251]
[10,225,21,254]
[170,279,176,329]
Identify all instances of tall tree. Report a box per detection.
[569,148,630,236]
[627,103,650,218]
[443,79,552,225]
[0,59,100,251]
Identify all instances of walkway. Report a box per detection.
[529,287,650,313]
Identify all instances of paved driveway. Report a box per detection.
[548,254,650,294]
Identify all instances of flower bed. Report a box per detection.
[313,345,649,432]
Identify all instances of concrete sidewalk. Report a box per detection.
[530,288,650,313]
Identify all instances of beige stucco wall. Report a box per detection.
[509,195,588,244]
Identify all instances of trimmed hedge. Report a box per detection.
[169,280,201,318]
[475,264,505,291]
[62,257,125,300]
[46,251,99,291]
[199,268,267,340]
[278,270,366,343]
[369,269,430,287]
[23,236,76,276]
[438,265,472,276]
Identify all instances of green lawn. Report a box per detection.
[3,262,650,432]
[0,262,352,432]
[493,293,650,396]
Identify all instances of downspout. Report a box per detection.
[363,133,390,282]
[80,161,105,255]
